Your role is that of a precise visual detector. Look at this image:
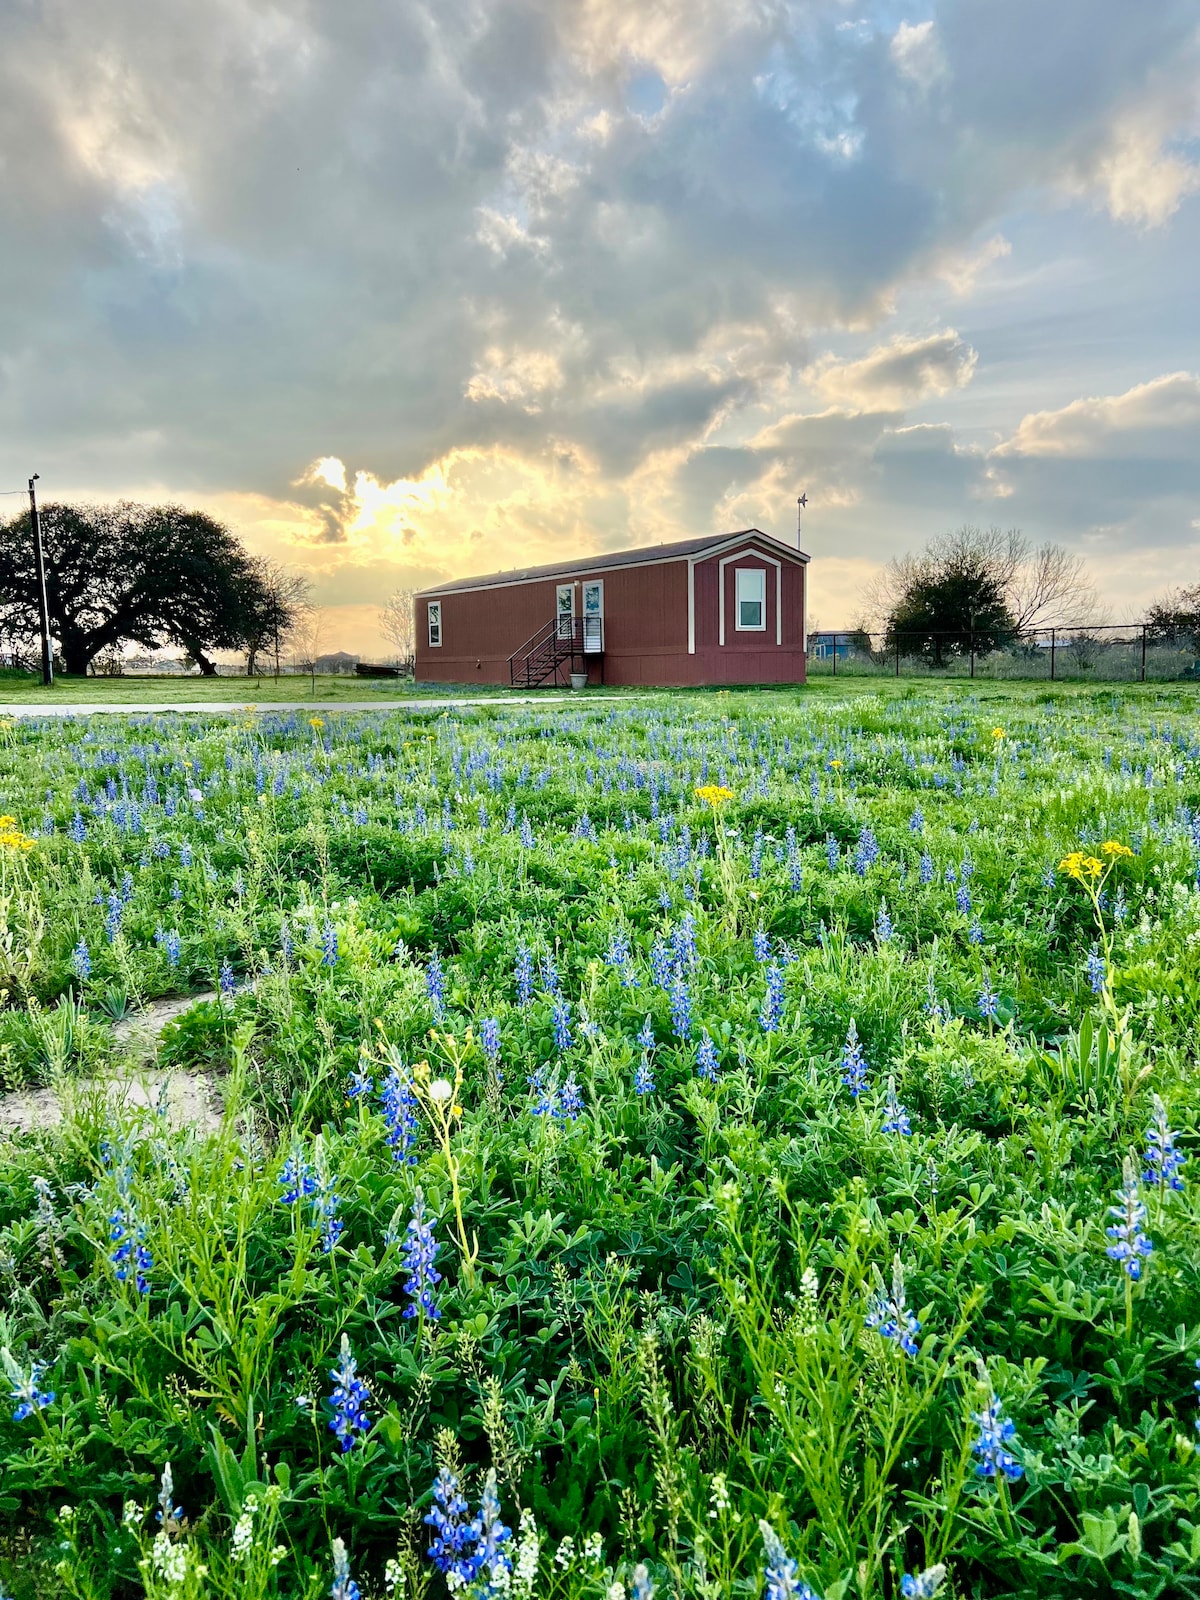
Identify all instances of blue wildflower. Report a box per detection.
[71,938,91,981]
[426,951,446,1020]
[840,1020,868,1097]
[515,943,534,1007]
[650,937,673,990]
[900,1565,947,1599]
[316,1175,342,1254]
[402,1189,442,1319]
[978,978,999,1020]
[105,893,123,942]
[538,951,560,995]
[696,1031,720,1083]
[330,1538,361,1600]
[955,884,972,915]
[1085,945,1106,994]
[219,959,236,998]
[634,1057,655,1096]
[552,996,572,1053]
[1106,1157,1153,1279]
[760,962,785,1033]
[1144,1094,1186,1192]
[347,1059,373,1099]
[882,1076,912,1135]
[606,931,639,987]
[109,1203,152,1295]
[967,918,984,946]
[559,1073,583,1120]
[637,1015,656,1053]
[672,912,698,969]
[425,1467,481,1587]
[380,1063,420,1165]
[279,1145,318,1204]
[632,1563,658,1600]
[480,1017,501,1072]
[758,1520,817,1600]
[474,1469,512,1595]
[321,920,338,967]
[866,1256,920,1357]
[668,970,692,1040]
[909,807,924,833]
[753,926,771,962]
[69,811,86,843]
[3,1348,55,1422]
[825,834,839,872]
[876,901,893,943]
[971,1393,1024,1482]
[327,1333,371,1452]
[519,814,535,849]
[919,853,934,885]
[853,826,879,875]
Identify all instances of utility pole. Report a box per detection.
[27,475,53,686]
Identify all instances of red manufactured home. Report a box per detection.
[413,530,810,688]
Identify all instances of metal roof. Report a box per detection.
[414,530,810,597]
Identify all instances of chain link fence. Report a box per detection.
[807,624,1200,682]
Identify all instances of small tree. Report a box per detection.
[239,560,312,677]
[379,589,416,672]
[1146,585,1200,651]
[291,607,327,697]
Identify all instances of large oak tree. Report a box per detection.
[0,501,289,675]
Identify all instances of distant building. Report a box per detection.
[314,651,361,675]
[414,530,810,687]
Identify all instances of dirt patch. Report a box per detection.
[0,991,224,1138]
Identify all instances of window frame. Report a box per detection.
[734,566,767,632]
[427,600,442,648]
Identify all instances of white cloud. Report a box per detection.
[890,20,947,93]
[994,372,1200,457]
[807,331,978,411]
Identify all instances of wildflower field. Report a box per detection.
[3,684,1200,1600]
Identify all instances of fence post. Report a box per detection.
[895,637,900,677]
[832,635,837,677]
[1141,625,1147,683]
[1050,628,1056,682]
[970,629,976,679]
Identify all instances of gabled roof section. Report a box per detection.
[415,530,810,598]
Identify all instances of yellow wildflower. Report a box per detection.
[1059,851,1103,881]
[309,716,325,730]
[0,815,15,828]
[694,784,734,808]
[991,727,1005,739]
[1100,840,1134,858]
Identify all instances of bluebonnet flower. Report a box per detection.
[749,828,764,880]
[528,1067,558,1119]
[955,885,972,915]
[474,1469,513,1595]
[1114,884,1128,923]
[696,1031,720,1083]
[321,920,339,967]
[69,811,86,843]
[840,1020,868,1097]
[156,1461,183,1530]
[672,912,698,969]
[669,971,692,1040]
[179,841,193,868]
[632,1564,658,1600]
[875,901,893,944]
[900,1565,947,1598]
[760,963,785,1033]
[330,1538,361,1600]
[1085,945,1106,994]
[71,938,91,981]
[637,1015,656,1053]
[279,1145,318,1204]
[971,1393,1024,1482]
[866,1257,920,1356]
[825,834,839,872]
[649,937,673,990]
[753,926,771,962]
[219,960,236,998]
[882,1076,912,1135]
[426,951,447,1020]
[919,853,934,885]
[1106,1157,1153,1279]
[634,1057,655,1096]
[539,951,560,995]
[559,1074,583,1120]
[515,944,534,1007]
[402,1190,442,1319]
[327,1334,371,1452]
[316,1174,343,1254]
[909,807,924,833]
[552,996,572,1053]
[967,918,984,946]
[3,1348,55,1421]
[109,1202,152,1295]
[1144,1094,1186,1192]
[480,1017,501,1072]
[105,893,123,942]
[425,1467,481,1587]
[977,978,999,1020]
[519,814,535,849]
[605,931,639,987]
[758,1520,817,1600]
[347,1056,373,1099]
[853,826,879,875]
[164,929,182,967]
[380,1063,420,1165]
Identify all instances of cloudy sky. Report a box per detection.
[1,0,1198,651]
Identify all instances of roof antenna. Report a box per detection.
[796,491,808,547]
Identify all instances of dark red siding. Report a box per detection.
[415,540,807,687]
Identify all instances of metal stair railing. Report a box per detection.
[508,617,603,687]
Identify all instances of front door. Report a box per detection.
[582,581,603,653]
[556,584,575,641]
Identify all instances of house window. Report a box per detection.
[556,584,575,640]
[427,601,442,647]
[735,567,766,631]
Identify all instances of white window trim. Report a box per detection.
[556,583,575,639]
[718,549,782,646]
[734,567,767,633]
[427,600,442,647]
